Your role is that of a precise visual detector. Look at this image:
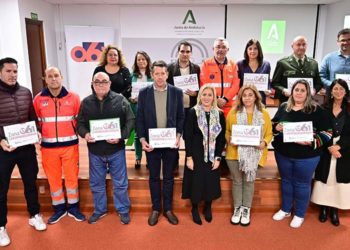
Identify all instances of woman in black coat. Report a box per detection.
[182,84,226,225]
[311,78,350,226]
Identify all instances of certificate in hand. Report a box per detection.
[243,73,269,91]
[283,121,313,143]
[90,118,121,141]
[231,125,261,146]
[4,121,38,147]
[131,82,153,98]
[173,74,199,92]
[149,128,176,148]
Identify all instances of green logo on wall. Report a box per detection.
[182,10,196,24]
[261,20,286,54]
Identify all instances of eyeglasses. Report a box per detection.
[92,80,110,86]
[179,50,191,54]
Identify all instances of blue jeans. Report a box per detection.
[88,149,130,214]
[275,151,320,218]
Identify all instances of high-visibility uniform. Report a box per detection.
[200,57,240,117]
[33,87,80,205]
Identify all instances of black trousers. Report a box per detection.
[0,145,40,227]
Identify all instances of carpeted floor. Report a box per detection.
[3,211,350,250]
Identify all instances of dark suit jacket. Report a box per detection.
[271,55,322,104]
[167,61,200,108]
[136,84,184,142]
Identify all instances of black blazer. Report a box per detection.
[136,84,184,142]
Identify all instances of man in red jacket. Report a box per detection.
[34,67,85,225]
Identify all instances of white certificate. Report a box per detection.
[283,121,313,143]
[243,73,269,91]
[173,74,199,92]
[231,125,261,146]
[149,128,176,148]
[90,118,121,141]
[131,82,153,98]
[335,74,350,89]
[287,78,313,91]
[3,121,39,147]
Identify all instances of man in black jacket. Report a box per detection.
[0,57,46,247]
[77,72,134,225]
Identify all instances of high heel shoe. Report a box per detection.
[319,206,328,223]
[330,207,340,226]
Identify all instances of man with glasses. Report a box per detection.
[77,72,134,225]
[200,37,240,117]
[320,28,350,90]
[167,41,200,174]
[33,67,85,225]
[272,36,323,105]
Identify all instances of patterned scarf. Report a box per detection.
[237,106,264,181]
[194,105,222,163]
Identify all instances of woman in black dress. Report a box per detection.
[182,84,226,225]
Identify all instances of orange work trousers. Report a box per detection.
[41,145,79,205]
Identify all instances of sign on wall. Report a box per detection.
[260,20,286,54]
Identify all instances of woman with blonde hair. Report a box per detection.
[93,45,131,98]
[226,84,272,226]
[182,84,226,225]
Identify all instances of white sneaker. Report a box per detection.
[29,214,47,231]
[0,227,10,247]
[290,216,304,228]
[240,206,251,226]
[272,209,291,221]
[230,207,242,225]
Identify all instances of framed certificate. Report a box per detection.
[287,78,313,91]
[231,125,261,146]
[90,118,121,141]
[131,82,153,98]
[173,74,199,92]
[243,73,269,91]
[4,121,39,147]
[149,128,176,148]
[283,121,313,143]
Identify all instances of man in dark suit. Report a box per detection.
[137,60,184,226]
[271,36,323,104]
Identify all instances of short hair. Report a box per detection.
[44,67,62,77]
[0,57,17,71]
[213,37,229,49]
[98,44,127,67]
[234,84,264,112]
[132,51,152,79]
[337,28,350,39]
[177,41,192,52]
[151,60,168,72]
[286,79,318,114]
[196,84,219,110]
[243,39,264,67]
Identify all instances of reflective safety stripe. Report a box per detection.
[66,188,78,195]
[42,135,78,143]
[209,82,231,88]
[52,198,65,205]
[51,189,64,197]
[38,115,77,122]
[67,197,79,204]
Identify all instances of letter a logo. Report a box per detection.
[182,10,196,24]
[267,24,279,40]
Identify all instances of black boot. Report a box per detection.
[204,201,212,223]
[191,203,202,225]
[330,207,340,226]
[319,205,328,223]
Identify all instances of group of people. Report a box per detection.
[0,27,349,247]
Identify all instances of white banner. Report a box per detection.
[283,121,313,143]
[65,25,115,99]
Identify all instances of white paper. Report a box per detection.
[4,121,38,147]
[149,128,177,148]
[173,74,199,92]
[287,78,313,91]
[243,73,269,91]
[90,118,121,141]
[335,74,350,89]
[131,82,153,98]
[231,125,261,146]
[283,121,313,143]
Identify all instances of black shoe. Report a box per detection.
[135,160,141,170]
[319,206,328,223]
[204,204,212,223]
[148,211,160,226]
[163,211,179,225]
[330,207,340,226]
[191,208,202,225]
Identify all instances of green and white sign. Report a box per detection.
[261,20,286,54]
